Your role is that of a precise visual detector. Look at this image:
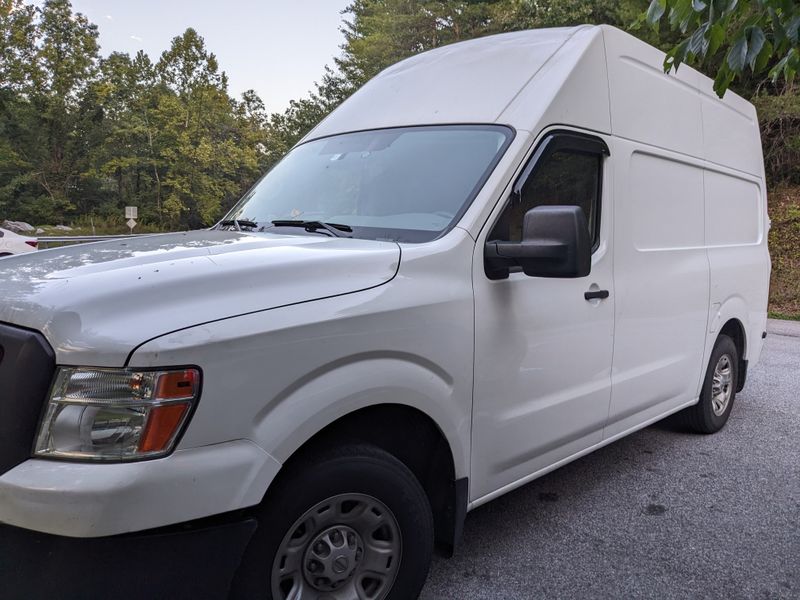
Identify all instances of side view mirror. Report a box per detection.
[485,205,591,280]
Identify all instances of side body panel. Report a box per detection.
[602,24,768,434]
[606,142,710,436]
[701,90,770,369]
[704,167,770,369]
[470,128,615,503]
[699,73,765,176]
[602,25,706,160]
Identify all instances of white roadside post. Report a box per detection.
[125,206,138,234]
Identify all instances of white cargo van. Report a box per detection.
[0,25,769,600]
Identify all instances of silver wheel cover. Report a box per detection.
[271,493,402,600]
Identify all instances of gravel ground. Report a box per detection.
[420,320,800,600]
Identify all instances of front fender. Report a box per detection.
[252,351,469,478]
[130,275,475,501]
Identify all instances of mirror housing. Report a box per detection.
[485,205,591,280]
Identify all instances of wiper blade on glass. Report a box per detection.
[219,219,259,231]
[270,220,353,238]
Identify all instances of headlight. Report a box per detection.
[34,367,201,461]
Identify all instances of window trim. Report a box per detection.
[490,129,610,254]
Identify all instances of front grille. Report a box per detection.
[0,323,55,475]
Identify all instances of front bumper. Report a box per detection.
[0,439,281,537]
[0,516,256,600]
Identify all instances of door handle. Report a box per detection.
[584,289,609,301]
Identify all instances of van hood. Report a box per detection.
[0,230,400,366]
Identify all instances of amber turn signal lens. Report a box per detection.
[155,369,198,399]
[138,402,190,453]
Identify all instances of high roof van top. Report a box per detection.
[311,25,763,177]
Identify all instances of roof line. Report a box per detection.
[493,25,595,121]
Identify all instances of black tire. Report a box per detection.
[678,334,738,434]
[231,443,434,600]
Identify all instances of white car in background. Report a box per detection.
[0,227,38,256]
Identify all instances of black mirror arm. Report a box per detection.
[485,240,568,261]
[484,239,569,280]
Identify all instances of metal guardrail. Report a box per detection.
[36,234,149,249]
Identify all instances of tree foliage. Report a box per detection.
[0,1,265,227]
[646,0,800,96]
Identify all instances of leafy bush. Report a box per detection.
[754,92,800,185]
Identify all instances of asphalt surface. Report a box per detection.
[420,320,800,600]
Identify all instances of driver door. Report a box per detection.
[470,130,615,501]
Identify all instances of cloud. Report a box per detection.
[105,15,113,20]
[130,35,143,42]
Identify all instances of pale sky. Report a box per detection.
[52,0,352,112]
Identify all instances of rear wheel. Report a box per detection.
[678,334,738,434]
[232,443,434,600]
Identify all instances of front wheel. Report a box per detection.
[678,334,739,434]
[232,444,434,600]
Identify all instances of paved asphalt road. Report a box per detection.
[420,320,799,600]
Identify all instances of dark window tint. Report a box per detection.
[492,150,601,245]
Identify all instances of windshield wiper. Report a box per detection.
[219,219,259,231]
[270,220,353,238]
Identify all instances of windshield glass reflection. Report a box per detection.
[223,125,513,243]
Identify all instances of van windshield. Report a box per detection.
[221,125,513,242]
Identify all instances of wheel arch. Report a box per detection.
[719,318,747,392]
[704,294,751,396]
[264,403,467,554]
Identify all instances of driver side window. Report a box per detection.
[491,146,603,248]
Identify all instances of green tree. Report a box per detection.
[499,0,643,29]
[1,3,271,230]
[85,51,162,220]
[0,0,37,89]
[646,0,800,96]
[0,0,100,223]
[0,0,38,215]
[266,67,354,156]
[154,28,260,227]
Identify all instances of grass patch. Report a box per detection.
[768,311,800,321]
[768,186,800,318]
